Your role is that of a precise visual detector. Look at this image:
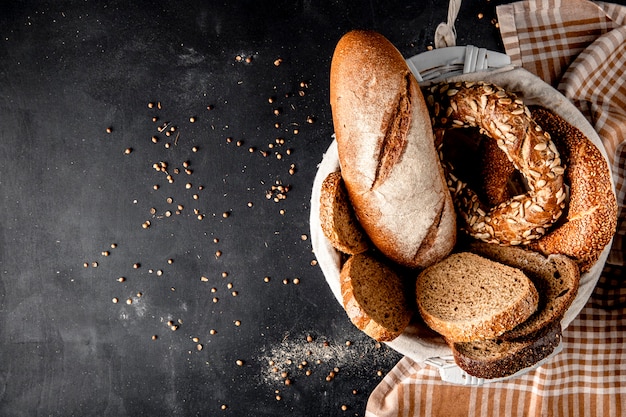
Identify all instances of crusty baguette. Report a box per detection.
[449,321,562,379]
[340,252,412,341]
[469,242,579,341]
[319,171,369,255]
[330,30,456,269]
[416,252,538,342]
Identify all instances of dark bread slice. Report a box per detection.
[469,242,580,341]
[449,321,562,379]
[416,252,539,342]
[319,171,369,255]
[340,252,412,341]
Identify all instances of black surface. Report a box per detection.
[0,1,520,415]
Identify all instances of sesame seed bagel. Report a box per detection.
[528,107,618,272]
[423,81,567,246]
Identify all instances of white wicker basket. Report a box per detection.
[310,46,610,385]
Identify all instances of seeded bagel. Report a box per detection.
[416,252,539,342]
[528,107,618,272]
[423,81,567,246]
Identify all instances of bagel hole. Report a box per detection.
[441,128,528,204]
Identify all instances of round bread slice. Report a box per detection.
[319,171,369,255]
[449,321,562,379]
[469,242,580,341]
[416,252,538,342]
[340,252,412,341]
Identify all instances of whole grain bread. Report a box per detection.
[330,30,456,269]
[469,242,580,341]
[340,252,412,341]
[449,321,562,379]
[319,171,369,255]
[416,252,538,342]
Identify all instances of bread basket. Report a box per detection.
[310,46,615,385]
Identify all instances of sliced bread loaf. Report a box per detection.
[320,171,369,255]
[449,321,562,379]
[340,252,412,341]
[469,242,580,340]
[416,252,538,342]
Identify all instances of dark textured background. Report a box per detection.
[0,0,550,415]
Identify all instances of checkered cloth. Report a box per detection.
[365,1,626,416]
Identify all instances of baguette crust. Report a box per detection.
[330,30,456,268]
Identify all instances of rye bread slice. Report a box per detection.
[319,171,369,255]
[340,252,412,341]
[416,252,538,342]
[449,321,562,379]
[469,242,580,341]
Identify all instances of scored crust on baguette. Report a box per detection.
[330,30,456,268]
[469,242,580,341]
[319,171,369,255]
[340,252,412,341]
[416,252,538,342]
[449,321,562,379]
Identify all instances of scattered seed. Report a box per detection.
[112,297,119,303]
[106,127,112,134]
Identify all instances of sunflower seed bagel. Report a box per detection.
[423,81,567,245]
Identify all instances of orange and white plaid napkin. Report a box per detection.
[366,1,626,416]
